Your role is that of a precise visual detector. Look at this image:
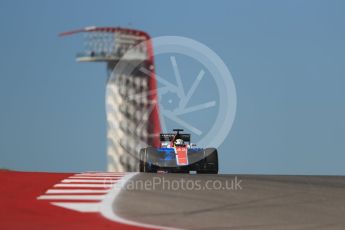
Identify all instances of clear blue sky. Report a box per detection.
[0,0,344,174]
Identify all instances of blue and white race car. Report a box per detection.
[139,129,218,174]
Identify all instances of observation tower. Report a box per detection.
[60,26,161,172]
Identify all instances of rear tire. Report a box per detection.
[198,148,218,174]
[139,147,157,173]
[139,148,145,172]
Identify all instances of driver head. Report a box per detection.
[175,138,184,146]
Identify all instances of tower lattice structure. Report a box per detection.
[61,27,161,172]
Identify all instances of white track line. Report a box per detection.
[40,172,180,228]
[76,175,126,177]
[54,184,114,188]
[69,176,123,179]
[100,172,181,230]
[51,202,100,212]
[37,195,105,200]
[62,179,118,183]
[76,172,126,174]
[46,189,110,194]
[77,173,127,176]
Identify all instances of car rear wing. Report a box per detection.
[160,133,191,142]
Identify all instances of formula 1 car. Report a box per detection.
[139,129,218,174]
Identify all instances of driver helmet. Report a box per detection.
[175,139,184,146]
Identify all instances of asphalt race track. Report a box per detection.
[1,170,345,229]
[115,173,345,229]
